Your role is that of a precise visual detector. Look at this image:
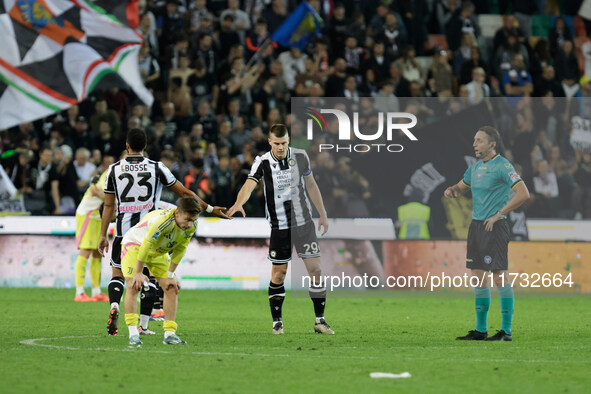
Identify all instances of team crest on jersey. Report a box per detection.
[288,159,296,167]
[484,256,492,264]
[505,163,512,169]
[272,163,277,168]
[270,250,277,258]
[477,173,482,180]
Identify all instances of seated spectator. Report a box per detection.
[219,0,251,44]
[358,68,379,97]
[138,41,161,90]
[73,147,96,193]
[195,100,218,143]
[493,33,529,82]
[342,35,365,75]
[209,154,233,207]
[532,159,561,217]
[554,40,580,97]
[435,0,460,34]
[502,54,533,103]
[452,33,476,77]
[465,67,490,104]
[90,98,121,144]
[325,58,348,97]
[71,116,95,152]
[295,58,324,97]
[363,41,392,83]
[574,151,591,218]
[534,65,565,97]
[549,16,573,58]
[377,12,407,60]
[445,0,479,53]
[185,0,213,36]
[394,45,424,86]
[218,14,241,59]
[427,48,453,97]
[24,146,59,214]
[459,45,488,85]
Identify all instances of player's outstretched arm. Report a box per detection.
[443,180,470,198]
[227,179,257,217]
[168,180,230,219]
[98,193,115,256]
[305,174,329,235]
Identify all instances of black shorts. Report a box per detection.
[466,219,509,271]
[269,221,320,264]
[110,236,122,269]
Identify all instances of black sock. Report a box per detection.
[108,277,125,305]
[153,284,164,310]
[140,282,156,316]
[309,285,327,318]
[268,281,285,322]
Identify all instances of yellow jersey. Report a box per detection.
[122,208,196,265]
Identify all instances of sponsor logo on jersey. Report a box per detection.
[508,171,521,182]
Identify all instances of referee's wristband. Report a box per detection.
[206,204,214,213]
[168,271,176,278]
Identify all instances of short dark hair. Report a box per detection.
[126,128,147,152]
[479,126,501,149]
[269,124,289,138]
[177,197,202,216]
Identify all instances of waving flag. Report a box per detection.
[270,1,323,50]
[0,0,151,129]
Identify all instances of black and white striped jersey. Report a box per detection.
[104,154,176,236]
[248,147,314,230]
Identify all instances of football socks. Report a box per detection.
[499,284,514,334]
[108,277,125,306]
[90,256,101,289]
[75,255,87,289]
[474,286,491,333]
[309,285,327,318]
[268,281,285,322]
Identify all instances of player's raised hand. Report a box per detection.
[227,204,246,218]
[318,215,329,236]
[212,206,231,219]
[98,235,109,256]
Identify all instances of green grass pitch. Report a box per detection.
[1,288,590,393]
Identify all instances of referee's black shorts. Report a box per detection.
[268,221,320,264]
[466,219,510,271]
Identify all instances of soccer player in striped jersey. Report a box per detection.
[121,198,201,345]
[228,124,334,335]
[73,171,109,302]
[444,126,529,341]
[98,128,229,336]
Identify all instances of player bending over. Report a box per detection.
[121,197,201,345]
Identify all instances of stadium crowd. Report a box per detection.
[1,0,591,220]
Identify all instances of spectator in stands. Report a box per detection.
[209,154,233,207]
[502,53,533,102]
[358,68,379,96]
[399,0,428,55]
[277,47,307,93]
[435,0,460,34]
[445,0,479,53]
[344,74,361,103]
[459,45,488,85]
[534,65,565,97]
[73,147,96,194]
[342,35,365,75]
[554,40,580,97]
[427,48,453,97]
[194,33,218,76]
[71,116,95,152]
[138,9,158,56]
[295,58,324,97]
[325,58,348,97]
[168,54,194,117]
[492,14,525,57]
[138,41,161,90]
[245,17,274,61]
[195,100,218,143]
[364,41,392,82]
[261,0,287,34]
[328,3,351,59]
[156,0,185,49]
[529,38,553,84]
[185,0,213,36]
[578,75,591,118]
[466,67,490,104]
[452,32,476,77]
[219,14,242,59]
[493,32,529,82]
[532,159,561,217]
[549,16,573,58]
[187,58,218,112]
[53,145,80,213]
[24,146,59,214]
[374,79,400,113]
[220,0,251,44]
[377,12,407,60]
[91,98,121,145]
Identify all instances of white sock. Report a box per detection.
[91,287,100,297]
[139,315,150,329]
[128,325,139,337]
[164,331,175,338]
[110,302,119,311]
[76,286,85,296]
[315,317,324,324]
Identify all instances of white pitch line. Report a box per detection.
[19,336,377,359]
